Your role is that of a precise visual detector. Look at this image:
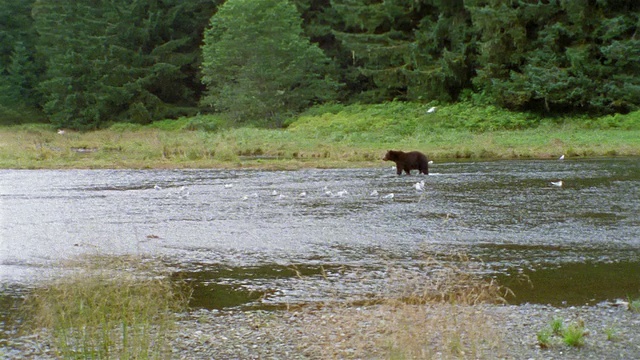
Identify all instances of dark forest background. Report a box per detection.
[1,0,638,130]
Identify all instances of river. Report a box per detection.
[1,158,639,317]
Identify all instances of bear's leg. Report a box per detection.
[396,164,403,175]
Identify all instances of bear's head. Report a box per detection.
[383,150,401,161]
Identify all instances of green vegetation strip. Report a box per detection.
[1,103,639,169]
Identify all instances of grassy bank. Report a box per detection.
[1,103,639,169]
[16,256,189,359]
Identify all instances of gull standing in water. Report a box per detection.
[551,180,563,187]
[336,190,349,197]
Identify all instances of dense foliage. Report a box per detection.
[0,0,638,129]
[201,0,340,124]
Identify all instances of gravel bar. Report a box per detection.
[3,303,639,359]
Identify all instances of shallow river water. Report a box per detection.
[1,159,639,318]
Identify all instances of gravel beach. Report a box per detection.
[171,303,640,360]
[4,302,639,359]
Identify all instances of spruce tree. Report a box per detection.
[331,0,472,103]
[201,0,340,124]
[0,0,43,124]
[469,0,640,113]
[33,0,219,130]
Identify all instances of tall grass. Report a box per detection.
[19,255,189,359]
[297,251,511,359]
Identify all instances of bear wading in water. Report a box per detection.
[383,150,429,175]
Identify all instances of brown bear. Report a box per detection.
[383,150,429,175]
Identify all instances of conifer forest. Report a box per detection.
[1,0,638,130]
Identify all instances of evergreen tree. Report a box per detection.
[330,0,473,103]
[34,1,113,129]
[411,0,474,102]
[0,0,43,124]
[33,0,218,130]
[469,0,640,113]
[201,0,340,123]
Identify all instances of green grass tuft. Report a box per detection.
[19,255,190,359]
[562,322,587,347]
[628,297,640,313]
[550,317,564,335]
[605,326,619,342]
[537,328,553,348]
[538,318,587,349]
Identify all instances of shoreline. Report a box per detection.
[4,302,639,359]
[2,154,639,171]
[1,125,639,170]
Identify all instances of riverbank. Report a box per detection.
[3,250,640,359]
[173,303,640,359]
[4,302,640,359]
[1,125,639,170]
[1,103,639,169]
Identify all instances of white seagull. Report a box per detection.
[370,190,379,197]
[559,155,565,160]
[551,181,563,187]
[414,181,425,191]
[383,193,395,199]
[336,190,349,197]
[427,106,437,113]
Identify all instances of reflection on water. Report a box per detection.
[1,158,639,316]
[498,261,640,306]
